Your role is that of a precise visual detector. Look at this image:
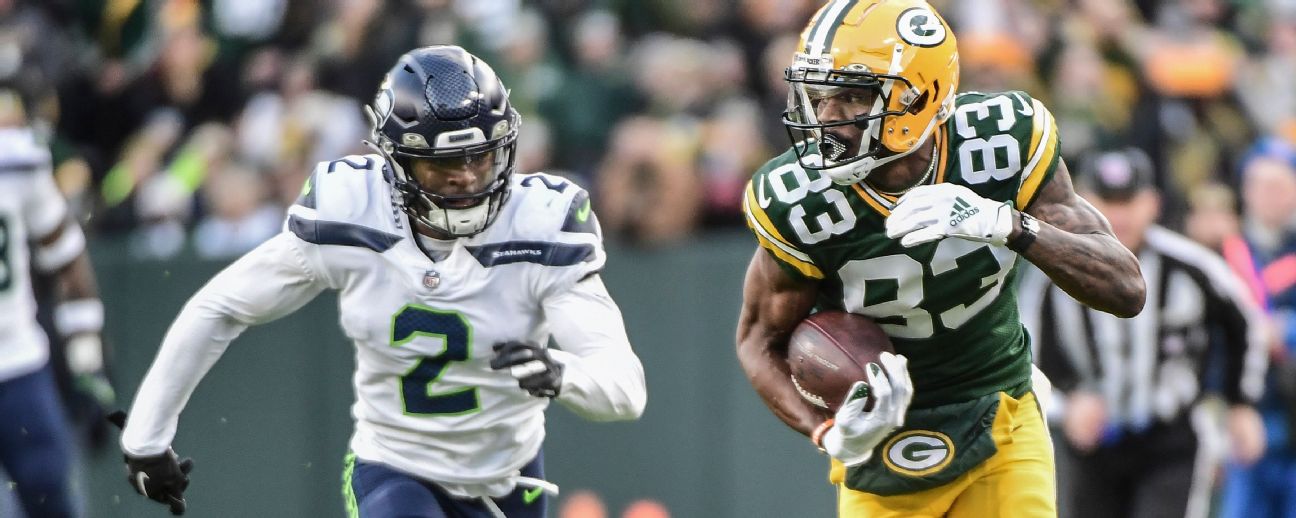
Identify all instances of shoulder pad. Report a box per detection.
[506,172,603,241]
[466,172,604,269]
[945,91,1060,209]
[286,154,405,252]
[742,149,827,280]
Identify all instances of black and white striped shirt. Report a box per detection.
[1020,226,1267,428]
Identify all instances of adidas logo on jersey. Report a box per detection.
[949,197,978,226]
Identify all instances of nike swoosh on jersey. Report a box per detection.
[523,486,544,505]
[575,200,591,223]
[1011,92,1034,116]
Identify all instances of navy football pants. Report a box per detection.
[0,364,75,518]
[344,451,547,518]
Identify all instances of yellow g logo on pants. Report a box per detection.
[882,431,955,476]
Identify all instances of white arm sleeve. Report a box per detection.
[121,233,327,455]
[544,275,646,422]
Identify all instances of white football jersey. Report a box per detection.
[123,154,644,497]
[0,127,67,382]
[295,155,607,490]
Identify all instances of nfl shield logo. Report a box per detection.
[422,270,441,290]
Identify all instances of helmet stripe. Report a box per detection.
[803,3,836,53]
[819,0,861,57]
[807,0,857,56]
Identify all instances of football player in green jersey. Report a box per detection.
[735,1,1147,516]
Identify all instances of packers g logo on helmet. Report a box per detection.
[882,430,955,476]
[896,7,947,47]
[783,0,960,185]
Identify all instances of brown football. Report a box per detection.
[787,311,894,413]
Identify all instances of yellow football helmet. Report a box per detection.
[784,0,960,185]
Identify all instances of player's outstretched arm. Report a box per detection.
[35,216,116,417]
[541,274,646,421]
[120,233,326,494]
[736,250,824,436]
[1015,159,1146,317]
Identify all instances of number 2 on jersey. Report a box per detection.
[391,305,479,416]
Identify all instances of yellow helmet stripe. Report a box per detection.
[743,183,825,278]
[1016,98,1059,209]
[806,0,859,55]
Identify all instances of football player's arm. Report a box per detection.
[25,165,114,406]
[735,249,824,436]
[1015,159,1146,317]
[39,223,115,407]
[543,274,646,421]
[121,233,327,455]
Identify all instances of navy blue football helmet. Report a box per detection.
[366,45,520,237]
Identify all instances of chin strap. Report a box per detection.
[826,117,939,186]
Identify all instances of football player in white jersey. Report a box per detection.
[0,92,112,518]
[115,46,646,517]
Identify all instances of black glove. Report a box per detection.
[490,341,564,398]
[107,411,195,515]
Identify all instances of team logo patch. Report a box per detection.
[882,430,955,476]
[422,270,441,290]
[896,7,947,48]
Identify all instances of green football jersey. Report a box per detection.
[744,91,1061,409]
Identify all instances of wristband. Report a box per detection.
[811,419,835,452]
[55,298,104,337]
[1007,211,1039,253]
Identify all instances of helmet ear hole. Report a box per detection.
[906,89,930,115]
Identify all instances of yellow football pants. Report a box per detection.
[831,391,1057,518]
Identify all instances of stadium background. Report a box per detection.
[4,0,1296,516]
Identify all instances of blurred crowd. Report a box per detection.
[1,0,1293,253]
[6,0,1296,516]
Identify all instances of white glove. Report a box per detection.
[819,352,914,467]
[885,184,1014,248]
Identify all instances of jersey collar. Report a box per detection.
[852,125,949,217]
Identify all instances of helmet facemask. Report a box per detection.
[365,105,518,238]
[783,63,935,186]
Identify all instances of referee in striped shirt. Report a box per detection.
[1020,148,1269,518]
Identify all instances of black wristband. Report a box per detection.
[1007,211,1039,253]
